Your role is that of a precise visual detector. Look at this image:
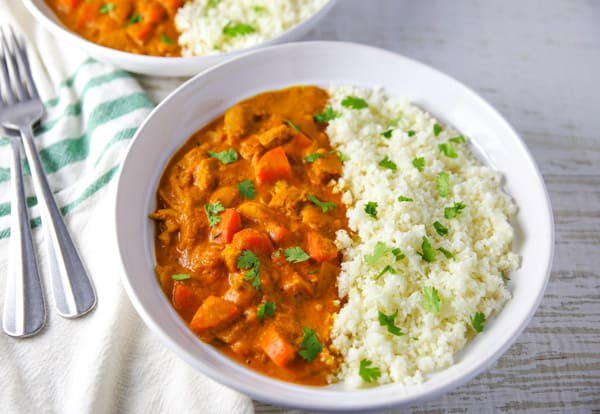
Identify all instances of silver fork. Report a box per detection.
[0,27,97,321]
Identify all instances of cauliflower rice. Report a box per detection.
[175,0,328,56]
[325,86,520,387]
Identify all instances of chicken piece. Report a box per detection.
[209,185,239,208]
[224,104,252,140]
[280,270,313,296]
[193,157,218,192]
[238,202,271,223]
[310,152,342,184]
[223,273,258,308]
[268,180,305,212]
[107,0,132,24]
[239,135,264,160]
[222,229,274,272]
[300,204,330,231]
[256,124,292,149]
[181,244,225,283]
[149,208,180,243]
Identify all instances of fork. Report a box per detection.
[0,27,97,320]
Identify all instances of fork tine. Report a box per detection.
[0,28,16,105]
[9,27,39,100]
[2,27,28,102]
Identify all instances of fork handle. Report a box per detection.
[19,127,97,318]
[3,138,46,337]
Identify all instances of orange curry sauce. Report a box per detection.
[151,86,349,385]
[45,0,183,56]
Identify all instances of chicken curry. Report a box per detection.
[151,86,349,385]
[45,0,183,56]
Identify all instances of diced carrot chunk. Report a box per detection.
[76,2,99,28]
[260,327,296,368]
[283,132,313,155]
[157,0,184,12]
[141,2,166,24]
[306,231,338,262]
[211,209,241,244]
[126,22,154,43]
[231,228,273,255]
[256,146,292,184]
[268,225,291,244]
[172,284,202,314]
[56,0,82,13]
[189,296,240,333]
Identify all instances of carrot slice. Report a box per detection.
[306,231,338,262]
[260,327,296,368]
[189,296,240,333]
[256,146,292,184]
[231,228,273,255]
[172,284,202,314]
[211,208,241,244]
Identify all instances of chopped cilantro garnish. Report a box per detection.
[422,286,441,314]
[314,107,340,123]
[237,179,256,199]
[419,236,436,263]
[307,194,337,213]
[433,123,443,136]
[389,116,401,127]
[257,301,275,320]
[99,3,114,14]
[207,0,221,9]
[341,96,368,110]
[274,249,281,257]
[375,265,397,280]
[397,195,413,202]
[223,21,256,37]
[470,312,486,333]
[439,143,458,158]
[252,5,266,13]
[391,247,405,260]
[237,250,261,290]
[359,359,381,383]
[412,157,425,172]
[307,269,319,275]
[407,130,416,137]
[298,327,323,361]
[364,201,378,218]
[365,242,404,265]
[378,156,397,172]
[171,273,191,281]
[437,172,450,197]
[450,135,467,144]
[127,13,141,25]
[160,33,175,44]
[331,149,348,162]
[381,129,394,139]
[304,152,325,163]
[438,247,455,259]
[284,247,311,263]
[444,202,466,219]
[284,119,301,131]
[433,221,448,236]
[378,310,404,336]
[207,148,238,164]
[204,202,225,227]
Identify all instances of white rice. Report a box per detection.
[326,86,520,387]
[175,0,328,56]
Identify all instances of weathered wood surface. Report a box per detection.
[136,0,600,412]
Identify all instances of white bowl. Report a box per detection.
[115,41,554,411]
[22,0,336,77]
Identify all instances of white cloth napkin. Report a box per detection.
[0,2,254,413]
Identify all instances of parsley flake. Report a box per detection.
[439,143,458,158]
[171,273,191,281]
[433,123,443,136]
[207,148,238,164]
[381,129,394,139]
[99,3,114,14]
[331,149,348,162]
[397,195,413,202]
[359,359,381,383]
[437,172,450,197]
[313,107,340,123]
[444,202,466,219]
[284,119,301,131]
[375,265,397,280]
[438,247,455,259]
[304,152,325,163]
[412,157,425,172]
[284,247,311,263]
[378,310,404,336]
[206,0,221,9]
[252,5,266,13]
[433,221,449,236]
[470,312,486,333]
[378,156,397,172]
[365,242,404,265]
[223,21,256,37]
[341,96,368,110]
[127,13,142,25]
[307,194,337,213]
[422,286,442,314]
[419,236,436,263]
[364,201,378,218]
[237,250,261,290]
[204,202,225,227]
[450,135,467,144]
[407,130,416,137]
[160,33,175,44]
[298,327,323,361]
[237,180,256,199]
[257,301,275,320]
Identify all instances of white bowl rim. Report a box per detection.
[115,40,555,411]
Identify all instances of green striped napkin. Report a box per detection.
[0,2,254,413]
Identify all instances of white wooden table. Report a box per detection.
[136,1,600,412]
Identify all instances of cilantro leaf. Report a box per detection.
[237,250,261,290]
[450,135,467,144]
[378,156,397,172]
[223,21,256,37]
[397,195,413,202]
[284,119,301,131]
[438,143,458,158]
[99,3,114,14]
[407,130,416,137]
[331,149,348,162]
[304,152,325,163]
[419,236,436,263]
[412,157,425,172]
[444,202,466,219]
[389,116,401,127]
[438,247,455,259]
[207,148,238,164]
[422,286,441,314]
[359,359,381,383]
[470,312,486,333]
[433,123,443,136]
[433,221,448,236]
[284,247,311,263]
[299,327,323,361]
[378,310,404,336]
[204,202,225,227]
[257,301,275,320]
[307,194,337,213]
[207,0,221,9]
[252,5,266,13]
[364,201,378,218]
[171,273,191,281]
[365,242,404,265]
[127,13,142,25]
[313,107,340,123]
[375,265,397,280]
[237,179,256,199]
[391,247,405,260]
[437,172,450,197]
[341,96,368,110]
[381,129,394,139]
[160,33,175,44]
